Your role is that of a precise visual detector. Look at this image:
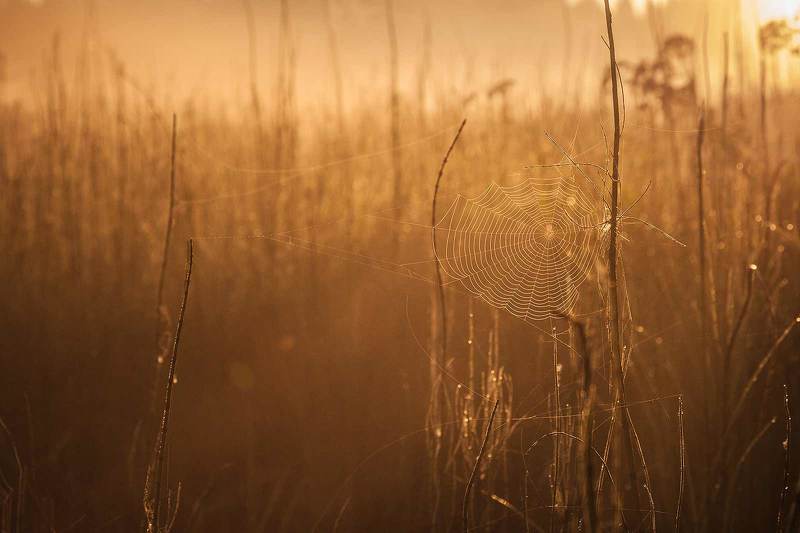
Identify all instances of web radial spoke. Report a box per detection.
[436,174,603,321]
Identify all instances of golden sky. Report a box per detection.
[0,0,796,109]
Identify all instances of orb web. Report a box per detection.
[435,173,605,321]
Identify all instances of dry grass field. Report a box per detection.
[1,0,799,531]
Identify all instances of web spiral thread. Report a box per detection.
[435,174,605,321]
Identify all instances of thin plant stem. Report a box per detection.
[429,118,465,528]
[148,239,194,533]
[560,313,596,533]
[676,395,685,532]
[695,108,711,516]
[602,0,640,522]
[778,385,791,532]
[149,113,177,437]
[550,320,560,533]
[431,118,466,367]
[463,399,499,533]
[602,0,623,408]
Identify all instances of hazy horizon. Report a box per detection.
[2,0,793,112]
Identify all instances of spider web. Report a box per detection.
[435,172,605,322]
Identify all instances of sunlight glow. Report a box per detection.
[757,0,800,20]
[575,0,800,20]
[625,0,667,12]
[567,0,668,14]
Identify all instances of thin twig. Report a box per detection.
[463,399,499,533]
[676,395,685,532]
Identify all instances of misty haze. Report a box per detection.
[1,0,799,532]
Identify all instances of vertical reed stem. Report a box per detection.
[602,2,641,522]
[676,395,685,532]
[149,239,193,532]
[431,119,466,366]
[571,316,596,533]
[602,0,623,396]
[429,118,465,528]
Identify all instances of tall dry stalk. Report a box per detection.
[550,320,562,532]
[602,0,623,403]
[146,239,193,533]
[562,314,596,533]
[431,119,466,369]
[695,108,711,490]
[601,0,641,519]
[429,118,466,527]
